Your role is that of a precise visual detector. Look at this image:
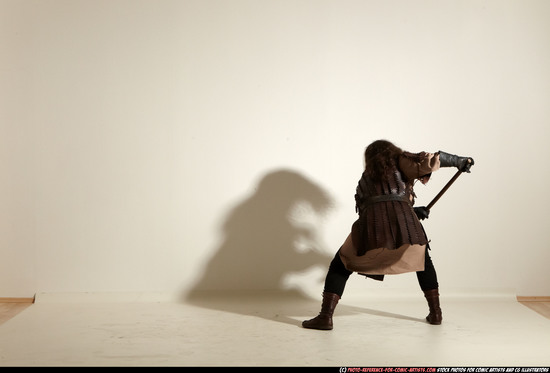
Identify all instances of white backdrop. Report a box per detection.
[1,0,549,298]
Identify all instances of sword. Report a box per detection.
[426,159,473,211]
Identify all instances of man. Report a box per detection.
[302,140,474,330]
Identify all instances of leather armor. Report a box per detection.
[352,155,428,256]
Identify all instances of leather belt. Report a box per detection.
[365,194,410,205]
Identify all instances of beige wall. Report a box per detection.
[1,0,549,298]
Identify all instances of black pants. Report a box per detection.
[323,247,439,297]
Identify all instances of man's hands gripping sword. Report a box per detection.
[416,151,475,218]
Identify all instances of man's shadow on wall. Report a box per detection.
[184,169,425,326]
[184,169,334,325]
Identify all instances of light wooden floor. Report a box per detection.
[0,302,33,325]
[517,297,550,320]
[1,293,549,366]
[1,297,549,326]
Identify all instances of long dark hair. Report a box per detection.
[364,140,403,181]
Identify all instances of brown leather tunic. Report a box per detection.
[339,152,440,278]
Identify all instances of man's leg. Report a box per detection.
[417,248,442,325]
[302,250,351,330]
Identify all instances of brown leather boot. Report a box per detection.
[302,292,340,330]
[423,288,443,325]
